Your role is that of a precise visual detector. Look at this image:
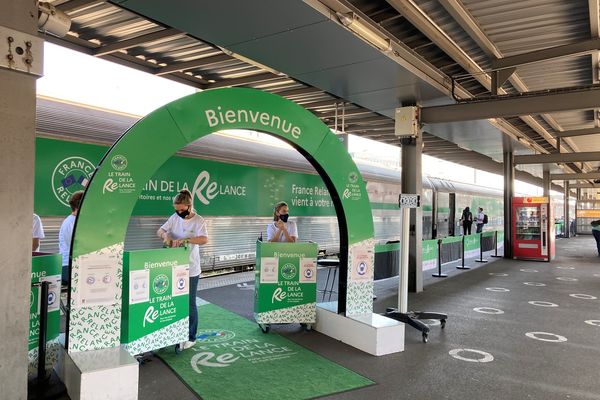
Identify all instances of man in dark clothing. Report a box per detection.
[460,207,473,235]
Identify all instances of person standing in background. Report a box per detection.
[591,220,600,256]
[157,189,208,351]
[459,207,473,235]
[475,207,485,233]
[267,201,298,242]
[32,213,45,252]
[59,191,83,285]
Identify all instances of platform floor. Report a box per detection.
[70,236,600,399]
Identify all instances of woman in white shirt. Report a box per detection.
[59,191,83,284]
[266,201,297,242]
[157,189,208,351]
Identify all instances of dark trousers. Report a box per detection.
[592,230,600,256]
[62,265,70,285]
[189,275,199,341]
[476,223,484,233]
[462,222,472,235]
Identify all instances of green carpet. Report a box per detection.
[157,302,374,400]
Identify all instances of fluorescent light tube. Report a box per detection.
[336,12,391,52]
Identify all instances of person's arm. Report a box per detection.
[269,220,285,242]
[32,238,39,252]
[280,226,296,242]
[157,216,173,246]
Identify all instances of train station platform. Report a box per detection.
[57,236,599,399]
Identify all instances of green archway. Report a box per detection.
[67,88,375,352]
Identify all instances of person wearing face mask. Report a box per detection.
[266,201,297,242]
[156,189,208,351]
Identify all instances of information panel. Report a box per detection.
[28,254,61,376]
[121,248,189,355]
[254,241,317,324]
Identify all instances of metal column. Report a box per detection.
[503,151,514,258]
[564,181,570,238]
[542,169,551,198]
[401,137,423,293]
[0,1,40,397]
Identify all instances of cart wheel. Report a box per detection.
[175,343,182,354]
[422,332,428,343]
[259,323,270,333]
[300,323,312,332]
[441,319,446,329]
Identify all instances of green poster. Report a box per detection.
[464,234,481,258]
[254,241,317,324]
[421,239,438,271]
[28,254,61,376]
[121,248,189,355]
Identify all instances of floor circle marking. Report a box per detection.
[520,268,538,273]
[473,307,504,315]
[486,287,510,292]
[556,277,578,282]
[449,349,494,363]
[584,320,600,327]
[556,266,575,270]
[523,282,546,287]
[528,301,558,307]
[489,273,508,277]
[569,294,597,300]
[525,332,567,342]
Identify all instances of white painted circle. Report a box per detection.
[449,348,494,363]
[489,273,508,277]
[421,319,441,326]
[569,294,597,300]
[523,282,546,287]
[556,277,578,282]
[525,332,567,342]
[594,274,600,277]
[556,266,575,270]
[486,287,510,292]
[473,307,504,315]
[584,320,600,326]
[520,268,538,273]
[528,301,559,307]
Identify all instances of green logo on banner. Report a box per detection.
[153,274,169,294]
[51,156,94,206]
[281,263,297,280]
[111,155,128,171]
[348,172,358,183]
[196,329,236,343]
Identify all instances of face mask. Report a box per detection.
[176,208,190,219]
[279,214,289,223]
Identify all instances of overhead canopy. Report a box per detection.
[50,0,600,184]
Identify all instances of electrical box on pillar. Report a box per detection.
[394,106,420,138]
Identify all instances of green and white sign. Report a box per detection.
[254,241,317,324]
[421,239,438,271]
[121,248,189,355]
[28,254,61,376]
[69,88,374,352]
[464,234,481,258]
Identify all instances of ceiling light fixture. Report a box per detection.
[336,12,391,52]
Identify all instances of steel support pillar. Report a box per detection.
[564,181,570,238]
[0,1,40,397]
[542,169,551,198]
[401,136,423,293]
[503,151,514,258]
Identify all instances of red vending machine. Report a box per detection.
[512,197,555,261]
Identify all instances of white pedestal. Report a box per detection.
[56,344,139,400]
[314,302,404,356]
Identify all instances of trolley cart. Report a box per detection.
[254,241,318,333]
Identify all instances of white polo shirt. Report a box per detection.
[160,213,208,277]
[59,214,76,266]
[32,214,45,252]
[266,220,298,242]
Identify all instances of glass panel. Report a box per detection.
[516,206,540,241]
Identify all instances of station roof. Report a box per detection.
[47,0,600,188]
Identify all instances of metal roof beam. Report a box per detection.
[491,38,600,70]
[569,183,600,188]
[515,152,600,164]
[94,28,183,57]
[421,86,600,123]
[205,72,281,89]
[56,0,102,13]
[550,172,600,180]
[155,54,232,76]
[554,127,600,137]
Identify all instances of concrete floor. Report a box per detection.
[80,236,600,399]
